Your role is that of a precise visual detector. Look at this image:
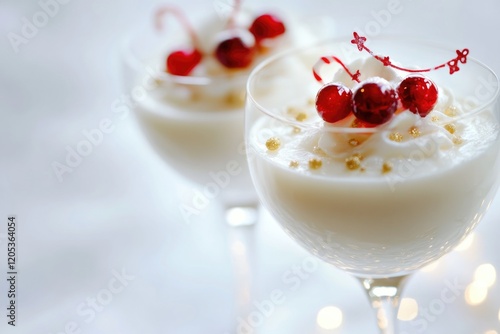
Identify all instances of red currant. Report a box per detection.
[315,83,353,123]
[249,14,286,44]
[353,78,398,125]
[397,75,438,117]
[214,29,256,69]
[166,49,203,76]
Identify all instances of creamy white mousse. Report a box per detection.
[247,57,500,276]
[129,11,333,207]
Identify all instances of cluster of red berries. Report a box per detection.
[157,5,286,76]
[214,14,286,69]
[313,32,468,126]
[315,75,438,125]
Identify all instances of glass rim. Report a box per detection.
[246,34,500,134]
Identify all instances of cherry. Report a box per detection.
[214,30,256,69]
[166,49,203,76]
[156,6,204,76]
[315,83,353,123]
[352,78,398,125]
[397,75,438,117]
[213,0,256,68]
[249,14,286,44]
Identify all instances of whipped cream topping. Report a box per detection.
[151,10,334,107]
[253,57,499,178]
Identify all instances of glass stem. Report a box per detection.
[227,220,258,318]
[223,203,260,319]
[357,275,409,334]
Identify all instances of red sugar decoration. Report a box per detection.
[350,32,469,75]
[313,32,470,125]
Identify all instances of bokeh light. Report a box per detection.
[397,298,418,321]
[317,306,343,330]
[465,281,488,305]
[454,233,475,252]
[473,263,497,288]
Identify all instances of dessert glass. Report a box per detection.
[120,7,334,327]
[120,11,263,325]
[120,8,333,226]
[121,29,257,226]
[245,36,500,333]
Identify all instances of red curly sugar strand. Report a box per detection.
[227,0,242,28]
[350,32,469,75]
[313,56,361,85]
[155,6,200,47]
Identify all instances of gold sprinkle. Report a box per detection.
[313,146,327,157]
[444,123,456,134]
[308,158,323,170]
[154,77,163,86]
[287,106,298,114]
[382,162,393,174]
[408,126,421,138]
[348,138,360,147]
[225,90,245,106]
[453,135,463,145]
[265,137,281,151]
[389,132,403,142]
[360,167,366,172]
[307,98,315,106]
[191,90,202,101]
[292,126,301,134]
[289,161,299,168]
[431,115,440,122]
[295,112,307,122]
[353,152,364,161]
[445,105,458,117]
[345,155,361,170]
[351,119,362,128]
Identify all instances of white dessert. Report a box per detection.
[126,10,334,207]
[134,86,253,207]
[247,57,500,276]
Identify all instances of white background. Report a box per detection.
[1,0,500,333]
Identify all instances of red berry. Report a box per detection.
[249,14,286,43]
[398,75,438,117]
[353,78,398,125]
[166,49,203,76]
[214,30,255,69]
[315,83,353,123]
